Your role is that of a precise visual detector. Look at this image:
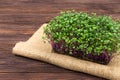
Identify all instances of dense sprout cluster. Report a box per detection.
[44,11,120,64]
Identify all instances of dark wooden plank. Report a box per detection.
[54,0,120,3]
[0,73,105,80]
[0,0,119,80]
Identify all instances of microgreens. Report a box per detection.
[43,10,120,64]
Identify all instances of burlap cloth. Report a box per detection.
[12,24,120,80]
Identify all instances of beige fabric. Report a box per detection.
[12,24,120,80]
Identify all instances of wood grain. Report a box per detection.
[0,0,119,80]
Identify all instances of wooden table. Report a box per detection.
[0,0,119,80]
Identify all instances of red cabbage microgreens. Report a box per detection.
[43,10,120,64]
